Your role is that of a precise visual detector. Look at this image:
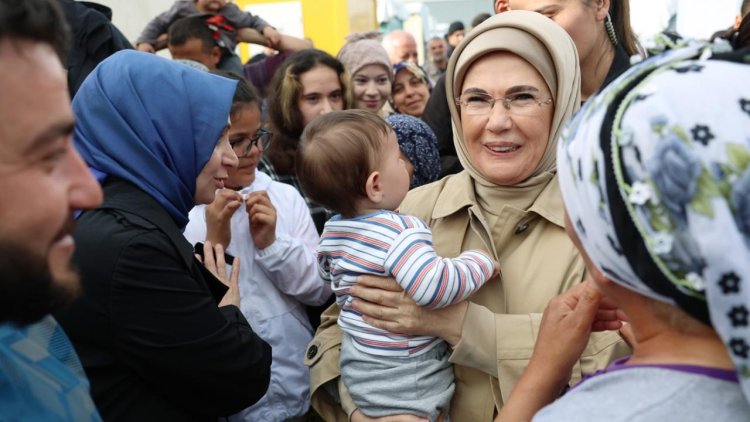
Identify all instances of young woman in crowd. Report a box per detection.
[337,32,392,116]
[259,48,352,235]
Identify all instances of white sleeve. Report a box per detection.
[254,185,332,306]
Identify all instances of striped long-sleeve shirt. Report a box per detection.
[318,210,496,357]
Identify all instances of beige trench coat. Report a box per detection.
[306,172,630,421]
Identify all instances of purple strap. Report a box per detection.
[572,356,738,391]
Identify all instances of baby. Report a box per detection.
[297,110,498,421]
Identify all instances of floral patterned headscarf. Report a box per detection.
[558,43,750,399]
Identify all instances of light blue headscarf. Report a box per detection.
[72,50,237,228]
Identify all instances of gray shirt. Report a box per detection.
[533,366,749,421]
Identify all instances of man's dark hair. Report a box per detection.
[168,15,216,52]
[742,0,750,18]
[0,0,70,64]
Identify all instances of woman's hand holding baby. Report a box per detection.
[351,275,468,346]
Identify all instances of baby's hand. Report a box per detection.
[492,260,501,277]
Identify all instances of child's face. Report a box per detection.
[195,0,226,13]
[376,130,411,211]
[226,104,263,189]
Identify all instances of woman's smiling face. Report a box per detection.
[352,64,391,112]
[459,51,553,186]
[391,69,430,118]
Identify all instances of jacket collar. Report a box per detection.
[430,171,565,228]
[99,178,195,269]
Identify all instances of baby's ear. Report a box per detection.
[365,171,383,203]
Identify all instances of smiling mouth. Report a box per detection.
[487,145,520,153]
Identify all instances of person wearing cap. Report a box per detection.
[338,32,393,116]
[444,20,465,58]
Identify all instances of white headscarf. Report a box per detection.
[558,43,750,400]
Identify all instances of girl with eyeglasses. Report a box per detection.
[184,74,331,422]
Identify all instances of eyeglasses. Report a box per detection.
[229,128,272,158]
[455,92,553,116]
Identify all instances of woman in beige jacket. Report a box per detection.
[306,11,629,421]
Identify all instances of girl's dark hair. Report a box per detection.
[265,49,352,175]
[210,70,261,119]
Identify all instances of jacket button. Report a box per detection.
[515,222,530,234]
[307,345,318,359]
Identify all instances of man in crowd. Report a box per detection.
[382,29,419,64]
[0,0,104,419]
[444,20,465,57]
[423,36,448,83]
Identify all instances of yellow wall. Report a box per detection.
[235,0,377,58]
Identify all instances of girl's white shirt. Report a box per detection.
[184,170,331,421]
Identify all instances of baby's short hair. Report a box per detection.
[297,110,391,217]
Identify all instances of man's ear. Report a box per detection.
[495,0,509,13]
[210,46,222,67]
[365,171,383,203]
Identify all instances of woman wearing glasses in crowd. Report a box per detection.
[184,75,331,422]
[307,11,628,421]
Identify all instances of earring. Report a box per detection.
[605,13,618,47]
